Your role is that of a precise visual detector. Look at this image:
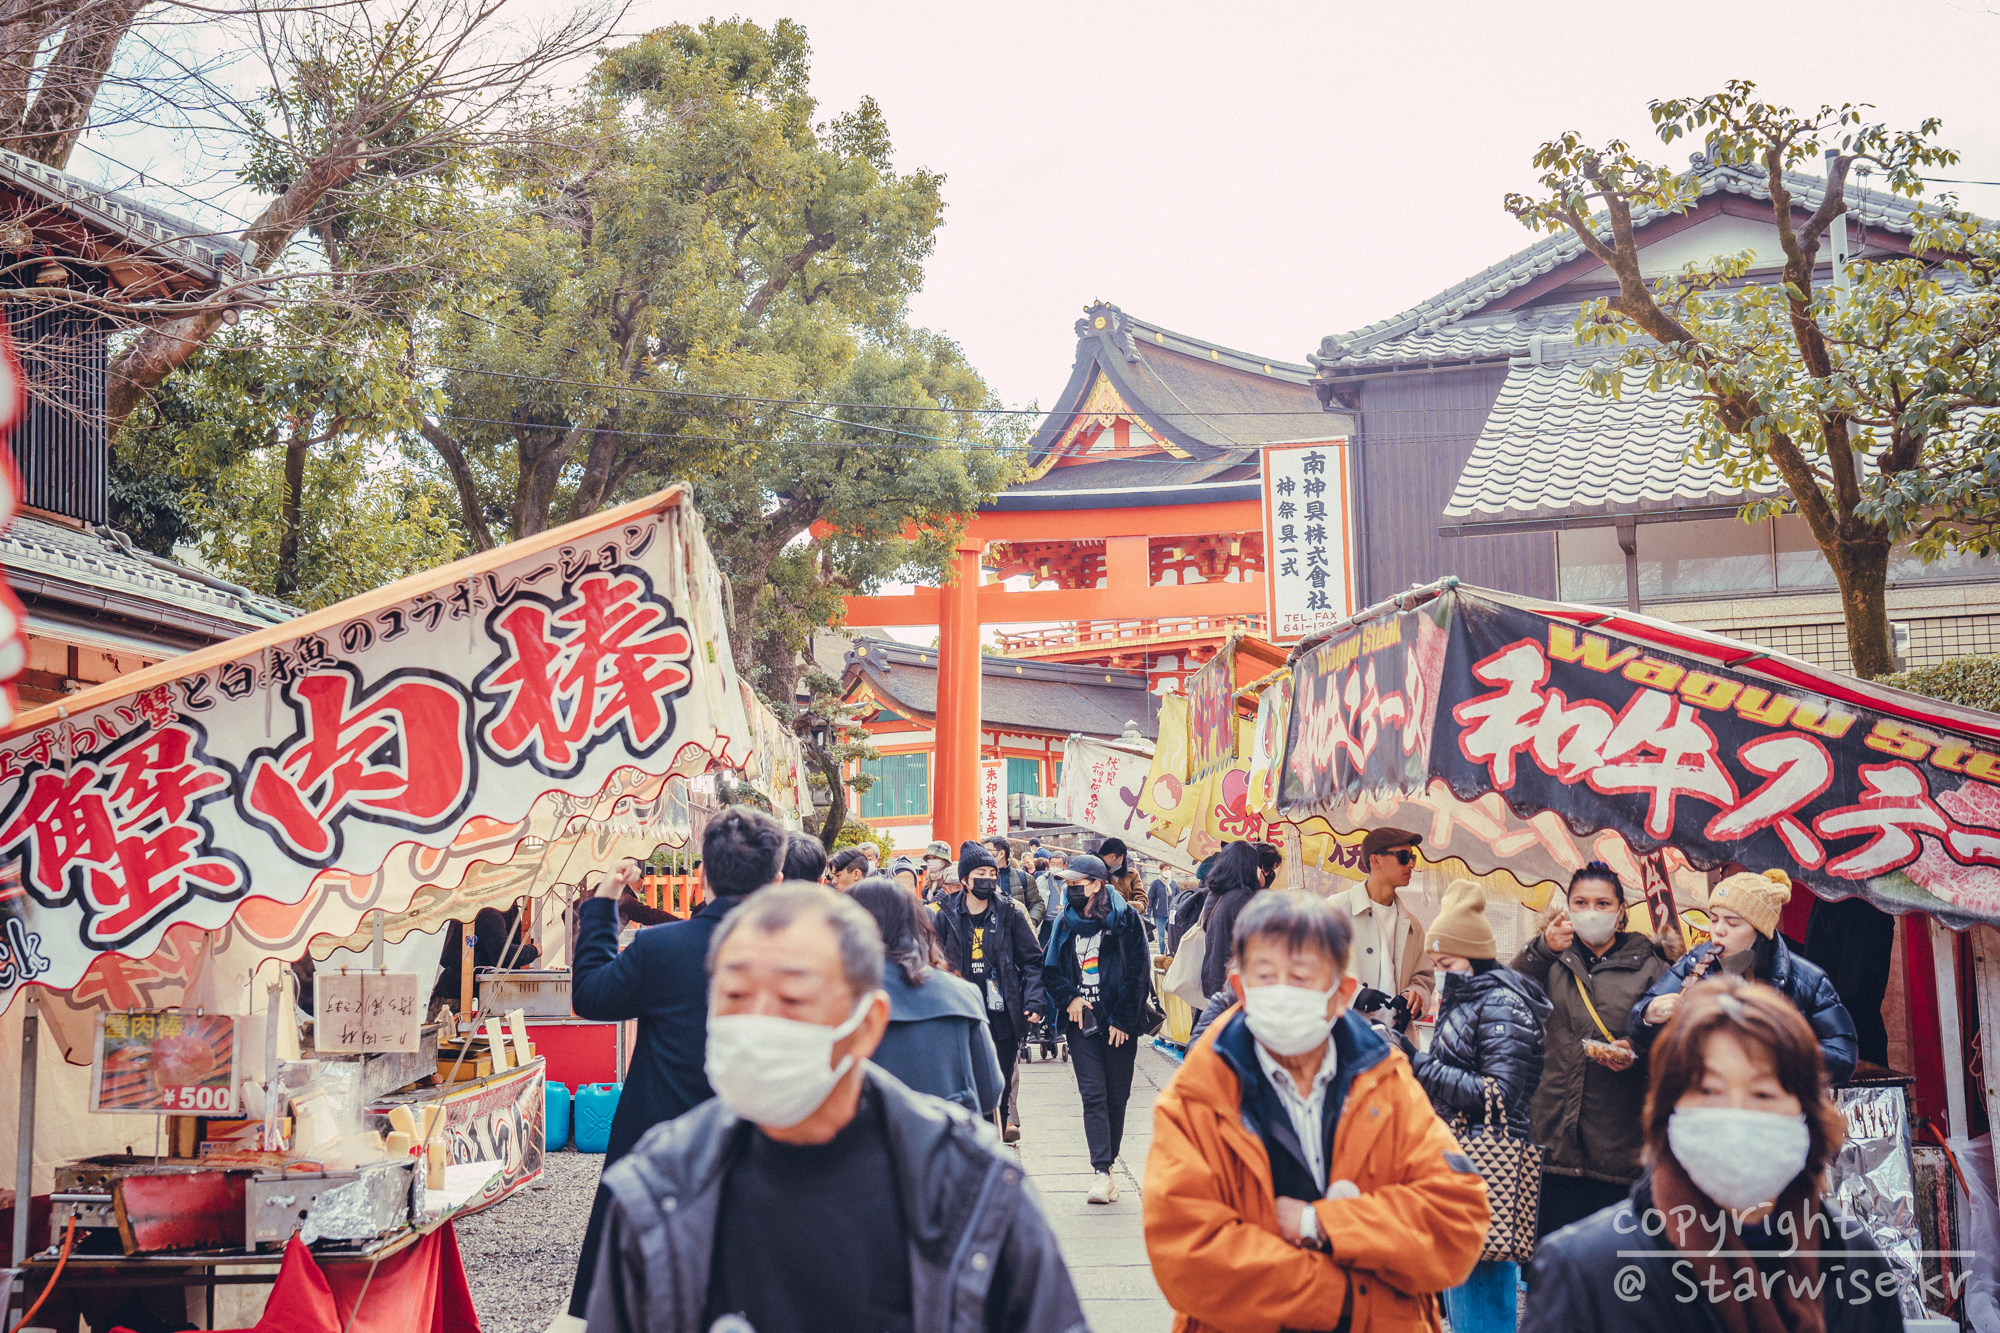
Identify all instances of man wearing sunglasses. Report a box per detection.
[1330,827,1434,1022]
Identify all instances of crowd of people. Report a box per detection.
[553,808,1900,1333]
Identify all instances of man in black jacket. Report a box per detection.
[936,841,1046,1144]
[589,882,1084,1333]
[564,805,786,1322]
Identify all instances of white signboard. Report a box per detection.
[979,759,1005,837]
[315,970,422,1053]
[1262,441,1355,643]
[1053,737,1194,872]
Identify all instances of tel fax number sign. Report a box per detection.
[1261,442,1354,644]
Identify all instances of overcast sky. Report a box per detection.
[608,0,2000,411]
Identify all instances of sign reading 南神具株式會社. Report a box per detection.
[1261,441,1355,645]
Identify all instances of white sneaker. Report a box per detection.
[1087,1170,1119,1204]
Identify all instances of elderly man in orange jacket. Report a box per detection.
[1143,890,1489,1332]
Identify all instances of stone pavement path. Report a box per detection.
[1010,1041,1180,1333]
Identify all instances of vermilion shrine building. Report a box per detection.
[843,303,1345,849]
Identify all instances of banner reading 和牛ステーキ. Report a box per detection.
[1274,586,2000,929]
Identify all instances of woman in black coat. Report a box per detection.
[1043,852,1151,1204]
[1410,881,1549,1333]
[1525,975,1898,1333]
[1197,840,1268,997]
[849,878,1004,1115]
[1628,869,1858,1085]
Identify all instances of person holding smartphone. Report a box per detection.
[1043,852,1152,1205]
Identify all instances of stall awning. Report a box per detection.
[0,487,810,1059]
[1273,584,2000,930]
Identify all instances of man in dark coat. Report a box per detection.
[588,883,1085,1333]
[935,840,1046,1142]
[563,804,786,1320]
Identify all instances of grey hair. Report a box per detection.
[1231,890,1354,974]
[705,881,885,998]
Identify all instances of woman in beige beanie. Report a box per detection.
[1411,879,1552,1333]
[1627,868,1859,1083]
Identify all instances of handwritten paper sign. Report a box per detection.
[315,971,422,1053]
[91,1011,239,1114]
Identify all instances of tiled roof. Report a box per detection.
[1441,361,1781,525]
[1022,303,1350,467]
[843,636,1160,739]
[0,149,258,284]
[1314,164,1935,373]
[4,514,296,642]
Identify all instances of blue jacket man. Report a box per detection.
[564,804,786,1320]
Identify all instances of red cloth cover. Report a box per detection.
[140,1222,481,1333]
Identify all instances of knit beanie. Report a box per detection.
[1709,868,1792,938]
[1426,879,1497,960]
[957,839,997,884]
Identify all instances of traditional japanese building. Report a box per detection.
[841,636,1160,851]
[1308,160,2000,672]
[0,150,284,707]
[843,302,1348,847]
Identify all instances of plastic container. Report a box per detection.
[573,1082,622,1154]
[545,1081,572,1150]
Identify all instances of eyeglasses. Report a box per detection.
[1389,849,1416,866]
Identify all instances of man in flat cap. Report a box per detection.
[1329,827,1433,1022]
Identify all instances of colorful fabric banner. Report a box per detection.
[1275,586,2000,929]
[1054,735,1194,871]
[0,490,757,1009]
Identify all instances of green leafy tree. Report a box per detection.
[1506,81,2000,678]
[416,18,1020,826]
[114,305,463,607]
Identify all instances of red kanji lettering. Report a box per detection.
[0,724,243,946]
[244,668,473,862]
[134,686,176,727]
[482,572,693,773]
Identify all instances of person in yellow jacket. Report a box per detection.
[1143,890,1489,1332]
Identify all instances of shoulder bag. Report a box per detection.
[1447,1078,1543,1265]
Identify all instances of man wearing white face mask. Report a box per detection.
[1143,891,1488,1332]
[587,882,1086,1333]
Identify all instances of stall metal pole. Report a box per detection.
[11,987,40,1271]
[1930,918,1968,1139]
[1968,926,2000,1198]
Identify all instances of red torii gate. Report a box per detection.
[845,501,1265,847]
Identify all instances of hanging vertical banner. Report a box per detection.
[1137,693,1197,838]
[1053,736,1194,870]
[979,759,1005,837]
[1261,440,1355,644]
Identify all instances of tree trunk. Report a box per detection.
[1833,536,1896,679]
[9,0,148,168]
[274,425,307,598]
[805,737,845,851]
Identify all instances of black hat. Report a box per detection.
[1061,853,1110,883]
[958,839,997,884]
[1358,826,1423,861]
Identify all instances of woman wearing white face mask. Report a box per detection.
[1042,853,1151,1204]
[1510,861,1670,1238]
[1629,869,1859,1085]
[1522,975,1899,1333]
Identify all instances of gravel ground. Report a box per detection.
[455,1150,603,1333]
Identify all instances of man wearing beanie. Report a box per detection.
[1628,868,1858,1083]
[936,839,1046,1141]
[1411,879,1552,1333]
